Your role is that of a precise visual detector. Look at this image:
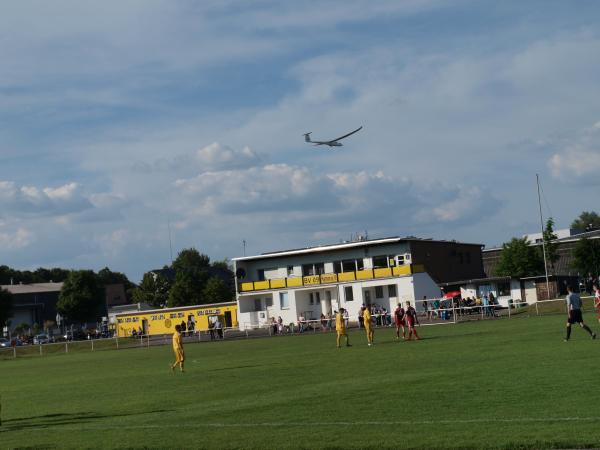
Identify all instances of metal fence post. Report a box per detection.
[91,339,94,352]
[65,342,68,353]
[39,345,42,356]
[13,347,16,359]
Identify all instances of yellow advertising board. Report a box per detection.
[116,302,238,337]
[303,275,321,285]
[320,273,338,284]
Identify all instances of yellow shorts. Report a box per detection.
[336,330,347,336]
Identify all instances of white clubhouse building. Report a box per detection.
[233,236,485,329]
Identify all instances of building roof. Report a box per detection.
[233,236,483,262]
[439,276,512,287]
[1,282,63,295]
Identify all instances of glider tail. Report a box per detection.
[304,132,312,143]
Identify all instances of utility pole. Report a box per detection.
[537,174,551,301]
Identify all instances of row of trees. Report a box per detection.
[496,211,600,278]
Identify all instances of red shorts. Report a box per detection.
[395,319,405,327]
[406,317,415,328]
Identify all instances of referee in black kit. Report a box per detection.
[565,285,597,342]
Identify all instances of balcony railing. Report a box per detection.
[239,264,425,292]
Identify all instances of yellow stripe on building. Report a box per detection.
[270,278,286,289]
[338,272,356,282]
[374,267,392,278]
[356,269,374,280]
[286,277,303,287]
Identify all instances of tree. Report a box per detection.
[495,237,544,278]
[571,211,600,231]
[0,288,13,329]
[168,271,203,307]
[571,237,600,278]
[172,248,210,273]
[97,267,136,302]
[168,248,212,306]
[57,270,104,323]
[211,258,232,271]
[132,272,172,308]
[541,217,559,274]
[202,277,234,303]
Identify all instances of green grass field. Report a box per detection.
[1,314,600,449]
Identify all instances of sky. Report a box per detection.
[1,0,600,282]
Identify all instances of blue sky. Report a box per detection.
[1,0,600,281]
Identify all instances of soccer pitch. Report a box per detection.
[1,315,599,449]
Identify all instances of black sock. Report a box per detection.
[582,325,593,336]
[566,327,572,340]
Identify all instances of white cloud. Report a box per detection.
[548,122,600,180]
[0,225,32,250]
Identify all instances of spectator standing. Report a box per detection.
[343,309,349,328]
[214,317,223,339]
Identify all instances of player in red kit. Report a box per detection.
[405,301,420,341]
[394,303,406,340]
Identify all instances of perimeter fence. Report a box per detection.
[2,295,596,361]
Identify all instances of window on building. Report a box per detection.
[388,284,397,297]
[344,286,354,301]
[302,264,315,276]
[326,291,331,301]
[459,252,464,264]
[279,292,289,309]
[356,259,364,271]
[396,255,405,265]
[287,265,294,276]
[375,286,384,299]
[315,292,321,302]
[342,260,355,272]
[466,252,471,264]
[497,282,510,296]
[254,298,262,311]
[364,290,371,305]
[315,263,325,275]
[257,269,265,281]
[309,293,314,304]
[265,297,273,307]
[333,261,342,273]
[372,255,388,269]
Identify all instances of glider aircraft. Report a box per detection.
[303,126,363,147]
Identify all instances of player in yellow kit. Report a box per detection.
[170,324,185,373]
[335,308,351,348]
[362,306,374,346]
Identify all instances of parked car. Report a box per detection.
[33,333,52,345]
[0,338,10,347]
[63,330,87,341]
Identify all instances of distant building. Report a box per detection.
[523,228,584,244]
[1,282,63,330]
[484,229,600,279]
[233,236,485,329]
